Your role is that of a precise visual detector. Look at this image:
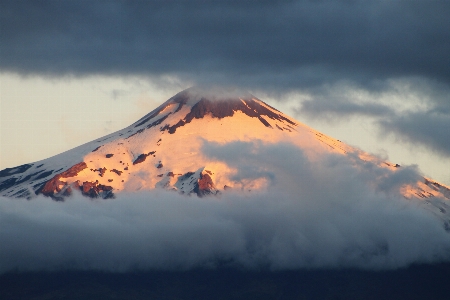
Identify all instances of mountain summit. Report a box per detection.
[1,87,449,208]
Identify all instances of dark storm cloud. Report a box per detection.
[4,0,448,154]
[1,141,450,273]
[1,0,449,89]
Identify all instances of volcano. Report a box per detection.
[1,87,449,212]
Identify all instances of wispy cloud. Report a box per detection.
[295,79,450,157]
[1,142,449,273]
[379,109,450,157]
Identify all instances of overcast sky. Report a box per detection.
[1,0,449,185]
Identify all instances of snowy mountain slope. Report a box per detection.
[1,87,449,210]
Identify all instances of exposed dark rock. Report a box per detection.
[425,178,450,199]
[81,181,97,197]
[81,181,114,199]
[157,174,164,177]
[163,96,296,134]
[258,116,272,127]
[133,104,172,128]
[100,184,113,192]
[167,120,185,134]
[3,169,54,191]
[134,114,159,128]
[286,124,297,131]
[36,164,44,168]
[130,115,172,139]
[0,163,33,178]
[105,154,114,158]
[167,172,175,177]
[135,92,189,129]
[425,178,440,187]
[0,177,17,192]
[108,179,113,182]
[132,151,156,165]
[62,185,74,197]
[110,169,123,176]
[12,188,30,198]
[194,172,218,197]
[129,105,173,139]
[56,162,86,178]
[174,94,189,112]
[124,167,129,170]
[126,128,145,139]
[33,181,46,189]
[37,162,87,197]
[198,173,214,190]
[98,167,107,177]
[224,185,232,190]
[133,154,149,165]
[160,124,170,132]
[156,162,163,169]
[50,181,82,199]
[180,172,194,179]
[146,114,170,129]
[34,170,54,180]
[92,146,101,152]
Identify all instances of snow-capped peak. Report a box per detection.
[1,87,449,217]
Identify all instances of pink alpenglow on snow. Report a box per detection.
[1,86,449,219]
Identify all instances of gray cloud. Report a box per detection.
[298,97,393,119]
[2,1,450,272]
[1,1,449,89]
[379,109,450,157]
[295,79,450,157]
[1,141,449,273]
[2,1,450,156]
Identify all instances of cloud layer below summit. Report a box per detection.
[1,142,449,273]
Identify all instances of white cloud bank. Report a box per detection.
[1,142,450,273]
